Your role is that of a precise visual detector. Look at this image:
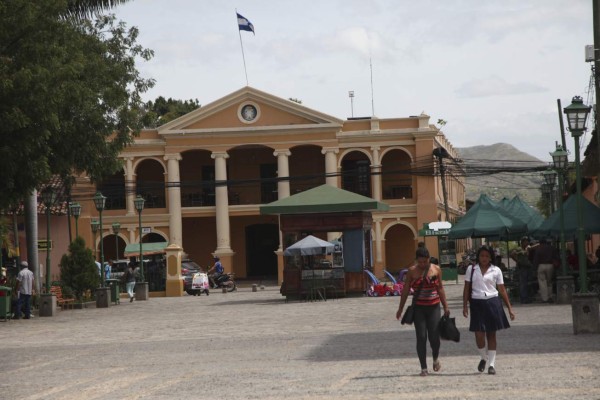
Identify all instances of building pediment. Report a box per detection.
[157,86,343,136]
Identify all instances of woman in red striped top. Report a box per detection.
[396,247,449,376]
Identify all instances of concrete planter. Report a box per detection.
[135,282,149,301]
[572,292,600,334]
[39,294,56,317]
[95,287,111,308]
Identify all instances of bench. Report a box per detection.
[50,286,75,310]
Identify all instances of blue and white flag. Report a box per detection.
[237,12,254,34]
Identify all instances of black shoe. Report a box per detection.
[478,359,486,372]
[488,366,496,375]
[23,316,30,319]
[130,297,134,302]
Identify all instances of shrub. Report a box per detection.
[59,237,99,300]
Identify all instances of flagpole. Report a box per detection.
[236,10,249,86]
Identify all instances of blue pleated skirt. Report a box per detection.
[469,296,510,332]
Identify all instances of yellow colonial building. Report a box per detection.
[73,86,465,292]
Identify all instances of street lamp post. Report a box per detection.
[91,220,100,260]
[112,222,121,260]
[563,96,591,293]
[542,170,557,214]
[69,202,82,239]
[563,96,598,334]
[134,195,145,282]
[41,187,57,293]
[550,145,569,277]
[134,195,149,301]
[93,192,107,288]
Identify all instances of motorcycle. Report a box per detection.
[210,270,237,292]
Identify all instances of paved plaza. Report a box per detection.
[1,278,600,400]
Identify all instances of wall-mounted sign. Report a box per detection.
[37,239,53,251]
[142,227,152,234]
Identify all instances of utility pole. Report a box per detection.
[433,148,450,221]
[594,0,600,199]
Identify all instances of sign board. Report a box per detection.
[142,227,152,234]
[37,239,53,251]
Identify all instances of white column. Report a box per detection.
[124,157,135,216]
[371,146,382,201]
[127,227,135,244]
[374,217,383,263]
[274,150,291,199]
[165,154,183,246]
[211,151,232,252]
[322,147,339,187]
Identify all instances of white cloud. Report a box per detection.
[456,75,548,98]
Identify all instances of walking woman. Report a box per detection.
[396,247,449,376]
[463,245,515,375]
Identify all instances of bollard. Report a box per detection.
[571,292,600,334]
[222,287,227,294]
[252,284,257,292]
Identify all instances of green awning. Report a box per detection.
[260,184,389,215]
[124,242,169,256]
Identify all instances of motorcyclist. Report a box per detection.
[208,256,224,289]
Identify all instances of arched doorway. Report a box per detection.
[142,232,166,243]
[340,150,372,197]
[102,234,127,261]
[136,159,166,208]
[97,169,126,210]
[384,223,416,274]
[245,224,279,277]
[381,149,413,199]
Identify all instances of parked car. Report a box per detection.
[181,260,203,295]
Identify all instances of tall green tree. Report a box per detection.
[141,96,201,128]
[0,1,154,210]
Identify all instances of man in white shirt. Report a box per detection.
[16,261,35,319]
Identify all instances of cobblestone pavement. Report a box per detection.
[1,278,599,400]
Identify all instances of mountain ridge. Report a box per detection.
[455,143,546,206]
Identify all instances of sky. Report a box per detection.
[112,0,596,162]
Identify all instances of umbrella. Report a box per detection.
[533,195,600,238]
[505,196,544,232]
[283,235,335,256]
[448,194,528,239]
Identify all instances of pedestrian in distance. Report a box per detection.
[533,238,555,303]
[15,261,35,319]
[124,263,137,302]
[463,245,515,375]
[396,247,450,377]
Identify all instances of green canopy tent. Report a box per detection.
[448,194,528,240]
[505,195,545,233]
[260,184,389,298]
[260,184,389,215]
[533,195,600,238]
[123,242,169,257]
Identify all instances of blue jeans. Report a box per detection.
[16,293,31,318]
[126,282,136,298]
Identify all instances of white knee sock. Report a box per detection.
[478,347,487,360]
[488,350,497,367]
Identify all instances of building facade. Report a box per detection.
[71,87,465,287]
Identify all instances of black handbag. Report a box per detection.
[401,265,430,325]
[438,315,460,342]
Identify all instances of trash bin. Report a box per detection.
[106,279,120,305]
[0,286,12,320]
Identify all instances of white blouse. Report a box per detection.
[465,264,504,300]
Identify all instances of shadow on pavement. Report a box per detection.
[305,322,600,362]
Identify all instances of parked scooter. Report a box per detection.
[209,270,237,292]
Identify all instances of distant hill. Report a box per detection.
[455,143,546,207]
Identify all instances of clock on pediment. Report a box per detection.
[238,103,260,123]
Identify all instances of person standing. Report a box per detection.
[463,245,515,375]
[15,261,35,319]
[534,238,554,303]
[510,236,533,304]
[396,247,450,376]
[124,263,136,302]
